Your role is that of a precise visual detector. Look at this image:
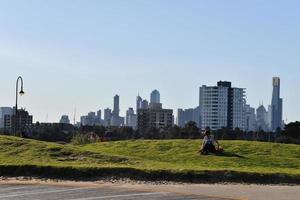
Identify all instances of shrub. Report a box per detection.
[71,134,90,145]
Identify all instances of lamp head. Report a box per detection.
[19,90,25,96]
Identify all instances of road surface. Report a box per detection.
[0,180,299,200]
[0,183,229,200]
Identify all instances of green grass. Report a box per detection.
[0,135,299,183]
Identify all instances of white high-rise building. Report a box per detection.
[199,81,246,131]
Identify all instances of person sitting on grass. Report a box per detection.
[200,127,222,155]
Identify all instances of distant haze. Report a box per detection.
[0,0,299,123]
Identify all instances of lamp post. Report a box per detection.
[15,76,25,136]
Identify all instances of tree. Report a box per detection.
[284,121,300,139]
[182,121,199,139]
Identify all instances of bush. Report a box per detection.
[71,134,90,145]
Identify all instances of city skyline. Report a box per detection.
[1,1,300,122]
[0,77,292,124]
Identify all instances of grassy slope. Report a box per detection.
[0,135,299,182]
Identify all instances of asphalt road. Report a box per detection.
[0,184,229,200]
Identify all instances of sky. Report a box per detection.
[0,0,300,123]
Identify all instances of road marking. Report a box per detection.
[66,192,169,200]
[0,187,96,198]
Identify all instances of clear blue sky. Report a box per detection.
[1,0,299,123]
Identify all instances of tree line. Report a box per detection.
[1,121,299,145]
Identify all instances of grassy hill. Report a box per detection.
[0,135,299,183]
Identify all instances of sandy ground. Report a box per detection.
[0,178,299,200]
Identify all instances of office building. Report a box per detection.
[199,81,246,131]
[138,108,173,134]
[126,107,137,129]
[136,95,142,113]
[138,91,173,134]
[271,77,283,131]
[141,99,149,109]
[0,107,13,129]
[150,89,160,104]
[4,109,33,134]
[126,108,134,125]
[113,95,120,116]
[110,94,124,127]
[177,106,201,128]
[104,108,112,126]
[80,110,103,126]
[97,110,102,121]
[256,105,269,131]
[244,104,257,131]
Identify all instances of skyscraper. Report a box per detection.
[104,108,112,126]
[113,95,120,116]
[199,81,246,131]
[271,77,283,131]
[97,109,102,121]
[244,104,257,131]
[111,94,124,127]
[141,99,149,109]
[150,90,160,104]
[256,105,268,131]
[136,95,142,113]
[126,107,134,125]
[126,107,137,129]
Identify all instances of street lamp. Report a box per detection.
[15,76,25,136]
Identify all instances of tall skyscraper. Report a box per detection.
[199,81,246,131]
[111,94,124,127]
[113,95,120,116]
[150,90,160,104]
[271,77,283,131]
[136,95,142,113]
[256,105,269,131]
